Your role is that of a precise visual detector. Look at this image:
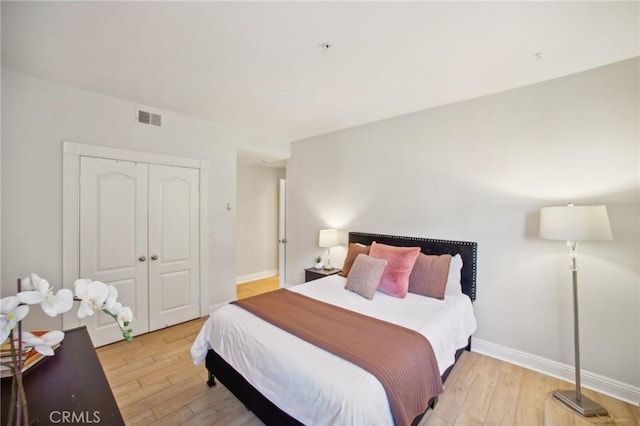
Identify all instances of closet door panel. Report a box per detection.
[148,164,200,330]
[80,157,150,346]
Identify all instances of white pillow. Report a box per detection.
[444,254,463,296]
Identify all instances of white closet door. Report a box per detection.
[148,164,200,330]
[80,157,150,346]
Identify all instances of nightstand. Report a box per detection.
[304,267,342,282]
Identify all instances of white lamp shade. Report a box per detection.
[539,205,613,241]
[318,229,339,248]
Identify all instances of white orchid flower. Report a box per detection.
[17,274,46,305]
[73,278,92,297]
[107,303,134,341]
[21,330,65,356]
[108,302,128,325]
[0,297,30,343]
[116,306,133,328]
[20,273,41,291]
[104,285,118,311]
[45,288,73,316]
[17,275,74,317]
[75,280,109,318]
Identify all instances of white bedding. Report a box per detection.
[191,274,477,425]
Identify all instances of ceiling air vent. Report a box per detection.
[137,110,162,127]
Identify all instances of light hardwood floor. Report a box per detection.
[236,275,280,300]
[423,350,638,426]
[97,278,638,426]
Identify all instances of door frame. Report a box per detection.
[278,178,286,287]
[62,141,210,331]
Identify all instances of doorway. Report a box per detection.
[235,152,286,289]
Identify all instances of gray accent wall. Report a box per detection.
[286,58,639,390]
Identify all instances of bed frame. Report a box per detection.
[205,232,478,425]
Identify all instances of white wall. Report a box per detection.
[1,69,249,329]
[236,162,285,281]
[287,59,639,395]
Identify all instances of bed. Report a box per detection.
[191,232,478,425]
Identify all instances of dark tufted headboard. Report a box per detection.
[348,232,477,302]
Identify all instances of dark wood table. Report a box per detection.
[1,326,124,425]
[304,267,342,282]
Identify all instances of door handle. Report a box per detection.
[151,255,158,260]
[138,256,147,262]
[279,239,287,244]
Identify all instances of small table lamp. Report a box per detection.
[539,204,613,417]
[318,229,339,270]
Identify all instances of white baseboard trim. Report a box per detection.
[236,269,278,284]
[472,338,639,406]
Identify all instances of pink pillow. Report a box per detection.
[369,242,421,298]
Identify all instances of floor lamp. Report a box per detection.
[539,204,613,417]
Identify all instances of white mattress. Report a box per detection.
[191,275,477,425]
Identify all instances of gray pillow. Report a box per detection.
[344,254,387,300]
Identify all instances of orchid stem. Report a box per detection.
[7,329,17,426]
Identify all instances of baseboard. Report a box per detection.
[236,269,278,284]
[472,338,639,405]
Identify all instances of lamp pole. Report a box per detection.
[551,240,607,417]
[570,241,581,402]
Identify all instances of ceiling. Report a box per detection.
[2,1,638,160]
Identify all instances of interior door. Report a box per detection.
[278,178,286,287]
[80,157,150,346]
[148,164,200,330]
